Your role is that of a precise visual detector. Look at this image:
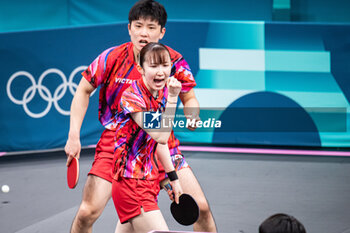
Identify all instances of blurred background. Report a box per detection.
[1,0,350,152]
[1,1,350,233]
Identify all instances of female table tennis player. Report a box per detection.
[111,42,183,233]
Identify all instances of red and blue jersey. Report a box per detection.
[112,78,167,180]
[82,42,196,130]
[82,42,196,154]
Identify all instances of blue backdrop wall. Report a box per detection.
[0,0,272,32]
[1,21,349,152]
[2,0,350,34]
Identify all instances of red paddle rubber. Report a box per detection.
[67,157,79,189]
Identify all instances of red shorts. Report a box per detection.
[112,177,160,223]
[89,129,190,183]
[88,129,115,182]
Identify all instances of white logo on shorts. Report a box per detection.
[174,154,183,160]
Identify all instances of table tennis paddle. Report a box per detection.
[162,181,199,226]
[67,157,79,189]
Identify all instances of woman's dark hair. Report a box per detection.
[129,0,167,29]
[139,42,170,68]
[259,213,306,233]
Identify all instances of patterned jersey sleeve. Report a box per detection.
[120,90,147,116]
[172,57,197,93]
[81,47,115,88]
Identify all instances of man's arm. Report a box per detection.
[65,78,95,166]
[179,89,200,131]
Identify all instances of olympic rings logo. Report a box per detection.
[7,66,95,118]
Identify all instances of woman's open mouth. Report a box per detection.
[153,78,165,87]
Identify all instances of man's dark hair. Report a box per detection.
[259,213,307,233]
[129,0,167,29]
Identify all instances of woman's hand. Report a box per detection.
[167,76,182,99]
[168,179,183,204]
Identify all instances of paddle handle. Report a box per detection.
[163,182,172,191]
[160,178,172,191]
[160,178,175,199]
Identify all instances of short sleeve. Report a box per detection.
[173,57,197,93]
[120,90,147,116]
[82,47,115,88]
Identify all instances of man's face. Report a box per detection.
[128,17,166,55]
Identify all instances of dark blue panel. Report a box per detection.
[265,22,326,51]
[265,22,350,103]
[322,25,350,103]
[213,92,321,147]
[291,0,350,23]
[163,21,209,77]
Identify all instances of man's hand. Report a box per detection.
[179,89,200,131]
[65,135,81,167]
[186,115,201,131]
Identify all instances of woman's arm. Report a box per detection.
[156,143,183,204]
[130,77,182,144]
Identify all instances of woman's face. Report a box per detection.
[141,52,171,96]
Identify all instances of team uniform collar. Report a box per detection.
[139,77,165,104]
[128,42,138,66]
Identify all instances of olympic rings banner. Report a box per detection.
[1,21,350,152]
[0,24,130,152]
[7,67,90,118]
